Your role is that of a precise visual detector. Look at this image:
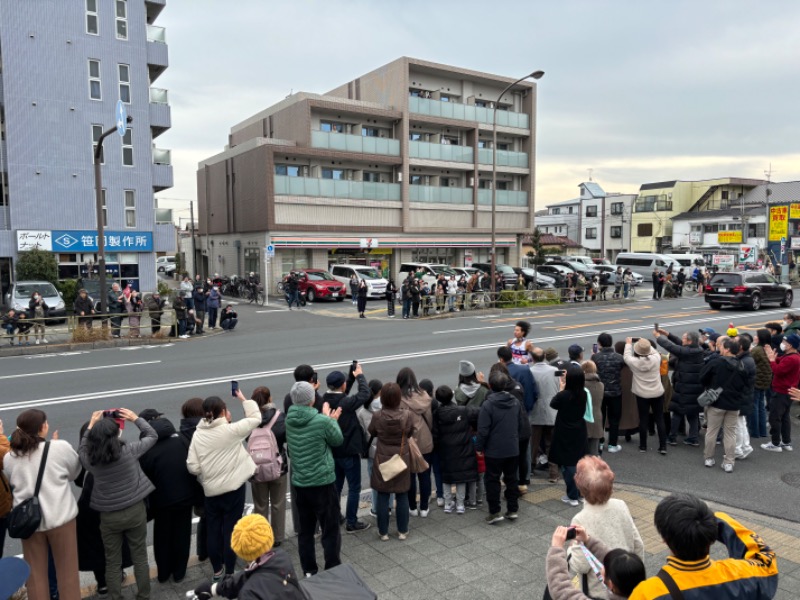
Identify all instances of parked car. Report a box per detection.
[704,271,792,311]
[512,267,556,289]
[294,269,346,302]
[535,264,572,286]
[594,264,645,286]
[330,264,388,299]
[592,258,612,266]
[548,260,600,279]
[4,280,67,322]
[156,256,176,274]
[453,267,481,279]
[471,262,518,289]
[399,263,457,287]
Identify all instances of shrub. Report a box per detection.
[57,279,78,313]
[16,249,58,283]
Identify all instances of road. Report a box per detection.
[2,291,799,556]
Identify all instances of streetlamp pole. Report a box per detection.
[93,116,132,313]
[491,70,544,294]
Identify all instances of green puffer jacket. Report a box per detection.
[285,405,343,488]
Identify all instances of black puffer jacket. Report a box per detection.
[475,391,529,459]
[138,418,196,509]
[214,548,304,600]
[700,354,749,412]
[737,352,756,413]
[591,348,624,397]
[656,333,705,415]
[432,403,479,484]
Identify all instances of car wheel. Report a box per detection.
[306,289,315,303]
[709,302,721,310]
[336,297,344,302]
[750,294,761,311]
[781,291,793,308]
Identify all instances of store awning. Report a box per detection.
[270,235,517,249]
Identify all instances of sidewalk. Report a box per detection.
[90,481,800,600]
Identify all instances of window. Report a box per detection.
[477,140,488,149]
[320,121,344,133]
[440,177,453,187]
[86,0,99,34]
[121,128,133,166]
[638,223,653,237]
[363,171,382,183]
[115,0,128,40]
[409,132,422,141]
[361,127,379,137]
[585,228,597,239]
[727,223,742,231]
[586,206,597,217]
[321,168,344,180]
[474,100,487,108]
[721,190,729,200]
[275,165,300,177]
[568,207,573,214]
[748,223,766,238]
[691,225,702,232]
[611,202,624,215]
[610,226,622,238]
[118,64,130,103]
[91,124,105,164]
[551,208,560,215]
[124,190,135,227]
[703,224,718,233]
[101,189,107,227]
[496,143,510,151]
[88,59,101,100]
[409,175,423,185]
[244,248,260,275]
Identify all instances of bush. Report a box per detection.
[71,324,110,343]
[16,249,58,283]
[156,280,173,300]
[57,279,78,313]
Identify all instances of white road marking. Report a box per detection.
[432,321,554,335]
[0,360,162,380]
[24,351,91,359]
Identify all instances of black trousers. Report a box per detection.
[484,455,519,515]
[602,394,622,446]
[152,504,193,582]
[295,483,342,576]
[636,394,666,450]
[769,392,792,446]
[517,439,530,484]
[205,485,245,574]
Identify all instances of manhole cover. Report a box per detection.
[780,473,800,488]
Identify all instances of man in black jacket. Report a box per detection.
[322,364,371,533]
[592,333,625,452]
[476,372,530,524]
[700,339,749,473]
[655,329,705,446]
[107,282,125,338]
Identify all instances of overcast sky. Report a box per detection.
[154,0,800,218]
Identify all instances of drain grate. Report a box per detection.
[780,473,800,488]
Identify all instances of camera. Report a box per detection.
[102,409,121,419]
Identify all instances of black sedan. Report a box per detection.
[704,271,792,311]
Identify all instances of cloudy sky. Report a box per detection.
[154,0,800,218]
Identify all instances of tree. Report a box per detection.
[16,248,58,283]
[528,227,546,266]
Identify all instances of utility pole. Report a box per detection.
[190,200,197,277]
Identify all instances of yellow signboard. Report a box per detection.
[769,206,789,241]
[791,203,800,219]
[718,230,742,244]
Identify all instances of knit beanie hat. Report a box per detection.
[290,381,315,405]
[459,360,476,377]
[785,333,800,349]
[230,514,274,562]
[633,338,652,356]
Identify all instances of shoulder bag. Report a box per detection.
[697,386,722,408]
[8,441,50,539]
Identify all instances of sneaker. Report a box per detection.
[35,339,40,345]
[409,508,419,517]
[761,442,783,452]
[598,440,605,451]
[683,439,700,447]
[419,509,429,518]
[369,509,378,519]
[398,531,408,540]
[456,505,465,515]
[780,443,793,452]
[561,495,580,507]
[667,438,677,446]
[518,485,528,494]
[379,533,389,541]
[723,463,734,473]
[345,520,370,533]
[466,502,478,510]
[436,497,445,507]
[504,511,519,520]
[538,454,549,465]
[212,570,224,583]
[658,447,667,455]
[443,502,455,514]
[96,586,109,597]
[704,458,715,467]
[737,447,754,460]
[639,447,647,453]
[607,445,622,453]
[42,338,48,344]
[485,513,505,524]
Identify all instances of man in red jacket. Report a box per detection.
[762,332,800,452]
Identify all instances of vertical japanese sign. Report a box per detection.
[769,206,788,241]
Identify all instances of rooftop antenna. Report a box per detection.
[587,168,593,182]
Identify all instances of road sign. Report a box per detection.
[266,244,275,257]
[116,100,128,137]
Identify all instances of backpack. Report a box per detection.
[248,411,283,483]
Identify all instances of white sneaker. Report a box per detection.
[722,463,733,473]
[35,339,40,345]
[607,445,622,453]
[561,495,580,507]
[409,508,419,517]
[780,443,793,452]
[761,442,783,452]
[419,509,429,518]
[436,497,445,507]
[737,447,754,460]
[704,458,715,467]
[538,454,549,465]
[443,502,455,514]
[42,338,48,344]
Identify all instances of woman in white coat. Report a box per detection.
[623,337,666,454]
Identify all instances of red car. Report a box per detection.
[296,269,346,302]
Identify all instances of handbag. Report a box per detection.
[407,436,429,474]
[697,387,722,408]
[378,414,409,481]
[8,441,50,539]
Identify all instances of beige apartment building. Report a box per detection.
[196,57,540,285]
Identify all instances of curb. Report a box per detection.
[0,335,175,358]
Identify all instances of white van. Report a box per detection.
[615,252,680,272]
[398,262,457,287]
[665,254,705,268]
[570,255,597,266]
[330,264,388,298]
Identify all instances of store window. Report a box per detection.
[280,249,310,276]
[244,248,260,275]
[411,248,455,265]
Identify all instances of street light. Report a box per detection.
[490,70,544,294]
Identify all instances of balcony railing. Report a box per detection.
[477,189,529,207]
[149,87,169,104]
[311,131,400,156]
[146,25,166,43]
[477,148,529,168]
[274,176,400,201]
[409,185,473,204]
[152,148,171,165]
[409,96,530,129]
[634,200,673,212]
[409,141,473,163]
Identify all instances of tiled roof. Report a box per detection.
[536,233,582,248]
[672,205,765,220]
[742,181,800,205]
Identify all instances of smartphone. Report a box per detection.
[566,527,577,541]
[312,371,318,385]
[592,343,599,354]
[654,322,659,331]
[231,380,239,397]
[554,370,566,377]
[102,409,125,430]
[351,360,358,372]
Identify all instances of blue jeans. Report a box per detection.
[377,491,409,536]
[285,291,300,308]
[178,318,186,336]
[408,452,433,510]
[623,283,630,298]
[334,455,362,526]
[748,389,769,438]
[561,465,579,500]
[207,307,218,328]
[402,298,412,318]
[367,458,393,510]
[221,318,238,330]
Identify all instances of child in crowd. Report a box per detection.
[16,312,32,346]
[2,308,17,344]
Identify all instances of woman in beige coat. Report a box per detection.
[397,367,434,517]
[623,338,667,454]
[581,361,605,456]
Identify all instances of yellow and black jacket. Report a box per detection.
[629,512,778,600]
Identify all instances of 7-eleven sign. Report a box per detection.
[740,245,756,263]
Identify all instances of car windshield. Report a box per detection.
[566,262,586,271]
[356,268,382,280]
[431,265,456,276]
[710,274,742,286]
[15,283,59,298]
[307,272,334,281]
[496,265,515,275]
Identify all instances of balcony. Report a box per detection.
[409,185,473,205]
[153,147,171,165]
[146,25,168,82]
[311,131,400,156]
[634,200,673,212]
[145,0,166,24]
[409,141,473,163]
[409,96,530,129]
[152,164,173,192]
[149,88,171,139]
[477,189,529,207]
[477,148,529,168]
[274,175,400,201]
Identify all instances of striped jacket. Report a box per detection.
[629,512,778,600]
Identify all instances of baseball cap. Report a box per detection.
[139,408,164,422]
[699,327,716,335]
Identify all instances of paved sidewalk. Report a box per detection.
[87,481,800,600]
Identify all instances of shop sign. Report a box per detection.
[718,231,742,244]
[689,231,702,243]
[790,203,800,219]
[359,238,379,249]
[464,249,473,267]
[792,238,800,250]
[769,206,789,241]
[740,245,756,263]
[17,230,53,251]
[713,254,735,269]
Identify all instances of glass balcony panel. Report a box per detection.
[477,189,528,206]
[409,96,529,128]
[274,176,400,201]
[409,185,473,204]
[409,141,473,163]
[477,148,528,167]
[311,131,399,155]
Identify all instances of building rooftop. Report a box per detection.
[741,180,800,205]
[672,205,765,221]
[581,182,606,198]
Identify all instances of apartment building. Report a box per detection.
[0,0,174,297]
[196,57,540,282]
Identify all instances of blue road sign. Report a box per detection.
[116,100,128,137]
[266,244,275,256]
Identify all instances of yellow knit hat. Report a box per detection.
[727,327,739,337]
[230,514,274,562]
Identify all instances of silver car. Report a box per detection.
[5,280,67,321]
[595,265,644,286]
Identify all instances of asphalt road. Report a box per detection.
[2,290,799,556]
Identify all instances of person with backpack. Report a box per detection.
[248,387,288,547]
